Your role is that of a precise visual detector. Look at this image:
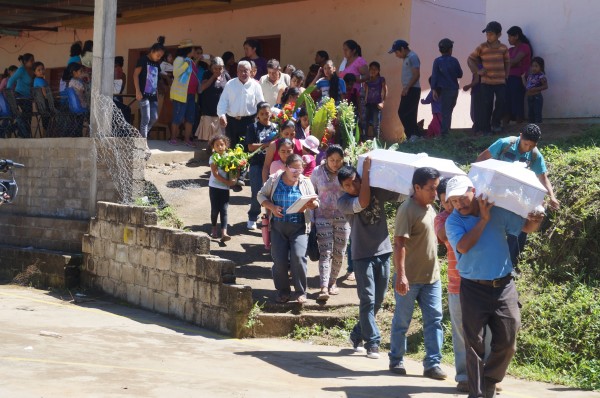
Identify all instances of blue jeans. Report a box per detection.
[350,253,390,349]
[365,103,382,139]
[248,164,263,222]
[527,94,543,123]
[449,292,493,383]
[389,277,443,370]
[139,98,158,138]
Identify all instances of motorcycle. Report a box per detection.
[0,159,24,204]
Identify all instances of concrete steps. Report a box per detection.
[252,311,349,338]
[147,140,209,165]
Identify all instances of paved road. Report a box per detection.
[1,285,597,398]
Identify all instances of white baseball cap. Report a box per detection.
[446,175,474,198]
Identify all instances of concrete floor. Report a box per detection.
[1,285,597,398]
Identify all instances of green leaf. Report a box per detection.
[294,85,316,113]
[311,106,328,141]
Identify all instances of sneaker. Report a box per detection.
[366,346,380,359]
[246,220,257,230]
[423,366,447,380]
[348,336,365,353]
[389,363,407,375]
[457,381,469,393]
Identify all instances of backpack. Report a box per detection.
[500,136,539,163]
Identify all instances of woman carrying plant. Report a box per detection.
[258,154,319,304]
[310,144,350,301]
[169,39,201,146]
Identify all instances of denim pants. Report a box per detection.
[350,253,390,349]
[527,94,543,123]
[461,277,521,397]
[449,292,493,383]
[480,83,506,132]
[248,164,263,222]
[365,103,382,139]
[139,98,158,138]
[440,89,458,135]
[270,221,308,296]
[388,277,443,370]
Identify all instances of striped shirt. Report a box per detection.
[272,178,305,224]
[469,41,509,85]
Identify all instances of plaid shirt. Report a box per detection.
[272,178,305,224]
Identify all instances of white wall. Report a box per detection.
[488,0,599,118]
[409,0,486,129]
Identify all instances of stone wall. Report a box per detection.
[0,137,144,253]
[81,201,253,338]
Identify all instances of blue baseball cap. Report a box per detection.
[388,39,409,54]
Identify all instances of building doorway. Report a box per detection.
[246,35,281,62]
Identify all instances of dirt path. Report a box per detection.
[144,154,360,309]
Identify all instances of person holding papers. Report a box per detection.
[257,154,319,304]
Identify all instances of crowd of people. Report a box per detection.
[197,22,558,398]
[0,21,556,398]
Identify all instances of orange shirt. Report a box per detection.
[434,210,460,294]
[469,41,510,85]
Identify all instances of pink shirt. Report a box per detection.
[434,210,460,294]
[508,43,531,77]
[339,56,367,91]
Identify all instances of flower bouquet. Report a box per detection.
[271,101,296,127]
[211,144,250,188]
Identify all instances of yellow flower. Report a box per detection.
[225,166,229,172]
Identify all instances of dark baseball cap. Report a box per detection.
[482,21,502,34]
[438,38,454,50]
[388,39,409,53]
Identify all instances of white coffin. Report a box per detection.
[357,149,466,195]
[468,159,547,218]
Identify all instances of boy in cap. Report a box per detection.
[431,38,463,137]
[389,39,422,142]
[444,175,544,398]
[467,21,510,135]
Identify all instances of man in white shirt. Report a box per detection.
[259,59,290,107]
[217,61,265,145]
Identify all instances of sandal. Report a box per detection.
[328,284,339,295]
[296,294,308,304]
[275,293,290,303]
[346,272,356,281]
[220,234,231,242]
[317,288,329,301]
[168,139,178,145]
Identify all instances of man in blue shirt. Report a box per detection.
[431,38,463,137]
[445,175,543,398]
[476,123,558,265]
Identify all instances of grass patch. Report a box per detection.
[289,125,600,391]
[135,181,184,229]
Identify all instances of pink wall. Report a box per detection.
[0,0,415,140]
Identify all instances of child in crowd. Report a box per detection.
[277,70,305,104]
[294,107,310,139]
[343,73,359,111]
[283,64,296,75]
[431,38,463,136]
[133,36,166,139]
[249,60,258,79]
[0,65,18,92]
[523,57,548,123]
[301,135,319,177]
[67,63,88,109]
[245,101,279,229]
[263,120,303,182]
[421,77,442,138]
[305,64,320,89]
[208,134,236,242]
[268,138,295,176]
[32,62,48,97]
[313,60,346,103]
[364,61,387,140]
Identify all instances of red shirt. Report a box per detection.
[187,62,199,94]
[434,210,460,294]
